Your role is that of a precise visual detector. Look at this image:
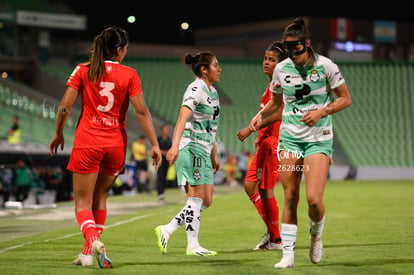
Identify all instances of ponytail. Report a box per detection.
[283,17,310,40]
[87,27,129,83]
[283,17,315,62]
[87,34,106,83]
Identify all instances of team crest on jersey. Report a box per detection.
[193,169,201,180]
[310,70,320,82]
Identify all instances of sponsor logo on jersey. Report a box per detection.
[292,106,318,114]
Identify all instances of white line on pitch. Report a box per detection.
[0,209,174,255]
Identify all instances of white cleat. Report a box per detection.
[310,235,323,264]
[72,253,93,266]
[186,246,217,256]
[253,233,270,251]
[155,225,170,254]
[273,254,295,269]
[258,240,283,250]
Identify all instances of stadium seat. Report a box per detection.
[0,83,76,146]
[40,60,413,167]
[334,62,413,167]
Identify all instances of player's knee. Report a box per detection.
[284,190,299,208]
[244,181,257,197]
[307,196,323,210]
[259,188,274,200]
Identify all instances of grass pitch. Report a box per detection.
[0,180,413,274]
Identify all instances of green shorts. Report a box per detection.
[176,146,214,186]
[278,139,333,159]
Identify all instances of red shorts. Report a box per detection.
[67,146,126,175]
[245,142,279,190]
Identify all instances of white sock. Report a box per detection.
[164,205,187,234]
[281,223,297,256]
[274,223,297,268]
[310,216,325,238]
[164,202,208,235]
[184,197,203,250]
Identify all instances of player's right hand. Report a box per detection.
[166,146,179,165]
[50,133,65,156]
[249,113,262,132]
[237,128,252,142]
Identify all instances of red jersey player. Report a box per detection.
[50,27,162,268]
[237,40,287,250]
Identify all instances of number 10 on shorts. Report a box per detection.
[193,156,202,168]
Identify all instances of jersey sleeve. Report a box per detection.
[181,83,202,112]
[128,70,143,97]
[270,66,283,94]
[66,65,82,91]
[325,60,345,89]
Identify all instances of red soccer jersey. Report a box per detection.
[257,83,282,146]
[67,61,142,148]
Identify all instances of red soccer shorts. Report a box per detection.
[67,146,126,175]
[245,143,279,190]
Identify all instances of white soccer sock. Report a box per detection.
[310,216,325,237]
[164,205,187,234]
[164,199,208,236]
[274,223,297,268]
[281,223,297,256]
[184,197,203,250]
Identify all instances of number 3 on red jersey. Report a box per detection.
[97,81,115,112]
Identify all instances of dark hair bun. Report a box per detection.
[294,17,305,27]
[184,51,215,77]
[184,54,194,65]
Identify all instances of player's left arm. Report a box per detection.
[300,83,351,126]
[323,83,352,115]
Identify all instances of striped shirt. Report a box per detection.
[179,78,220,155]
[270,54,345,143]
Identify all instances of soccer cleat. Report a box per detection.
[258,240,283,250]
[186,246,218,256]
[273,254,295,269]
[253,233,270,251]
[92,240,112,269]
[155,225,170,254]
[310,235,323,264]
[72,253,93,266]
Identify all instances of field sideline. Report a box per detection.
[0,180,413,274]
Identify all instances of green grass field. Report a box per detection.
[1,180,413,274]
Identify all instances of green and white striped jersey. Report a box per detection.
[179,78,220,155]
[270,54,345,143]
